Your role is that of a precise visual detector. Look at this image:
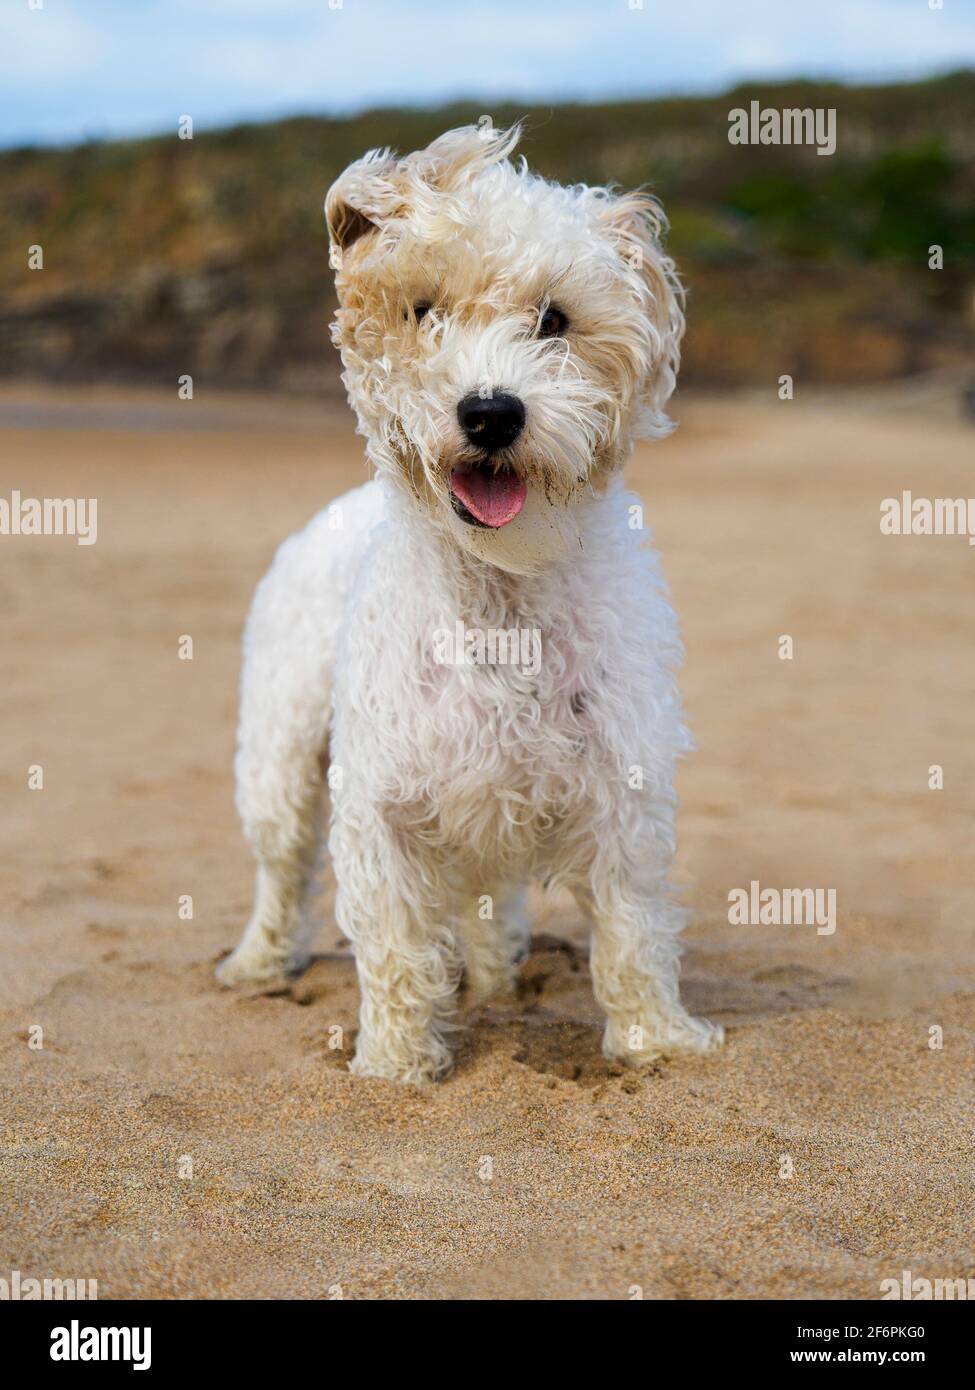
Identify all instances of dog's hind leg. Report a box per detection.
[457,885,530,1006]
[217,545,334,989]
[217,746,328,988]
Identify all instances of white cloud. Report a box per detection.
[1,0,972,146]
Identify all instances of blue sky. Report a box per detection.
[2,0,973,147]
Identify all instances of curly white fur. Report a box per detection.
[217,124,723,1083]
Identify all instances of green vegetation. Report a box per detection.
[1,72,972,389]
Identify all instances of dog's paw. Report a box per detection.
[215,945,298,991]
[658,1014,725,1057]
[349,1040,453,1086]
[604,1013,724,1066]
[460,961,516,1010]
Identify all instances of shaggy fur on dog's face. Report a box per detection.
[325,123,684,575]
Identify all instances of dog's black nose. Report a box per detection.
[457,392,525,453]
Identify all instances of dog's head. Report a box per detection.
[326,123,684,574]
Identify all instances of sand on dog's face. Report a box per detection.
[1,383,973,1298]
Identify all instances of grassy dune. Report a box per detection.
[1,72,972,390]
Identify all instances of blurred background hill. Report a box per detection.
[1,71,973,395]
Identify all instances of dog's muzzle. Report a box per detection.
[451,393,528,528]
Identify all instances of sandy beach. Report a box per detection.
[1,380,973,1300]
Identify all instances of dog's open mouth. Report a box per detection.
[449,462,527,529]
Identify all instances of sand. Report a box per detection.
[1,379,973,1300]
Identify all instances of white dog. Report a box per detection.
[217,124,723,1083]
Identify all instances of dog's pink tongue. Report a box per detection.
[450,466,527,527]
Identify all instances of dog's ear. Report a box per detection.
[326,200,377,255]
[599,190,686,437]
[325,149,400,263]
[325,126,522,265]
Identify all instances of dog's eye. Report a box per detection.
[411,303,431,323]
[538,306,568,339]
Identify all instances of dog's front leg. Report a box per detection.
[580,869,723,1067]
[333,822,462,1084]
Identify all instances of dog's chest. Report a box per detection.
[382,622,609,855]
[337,521,673,863]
